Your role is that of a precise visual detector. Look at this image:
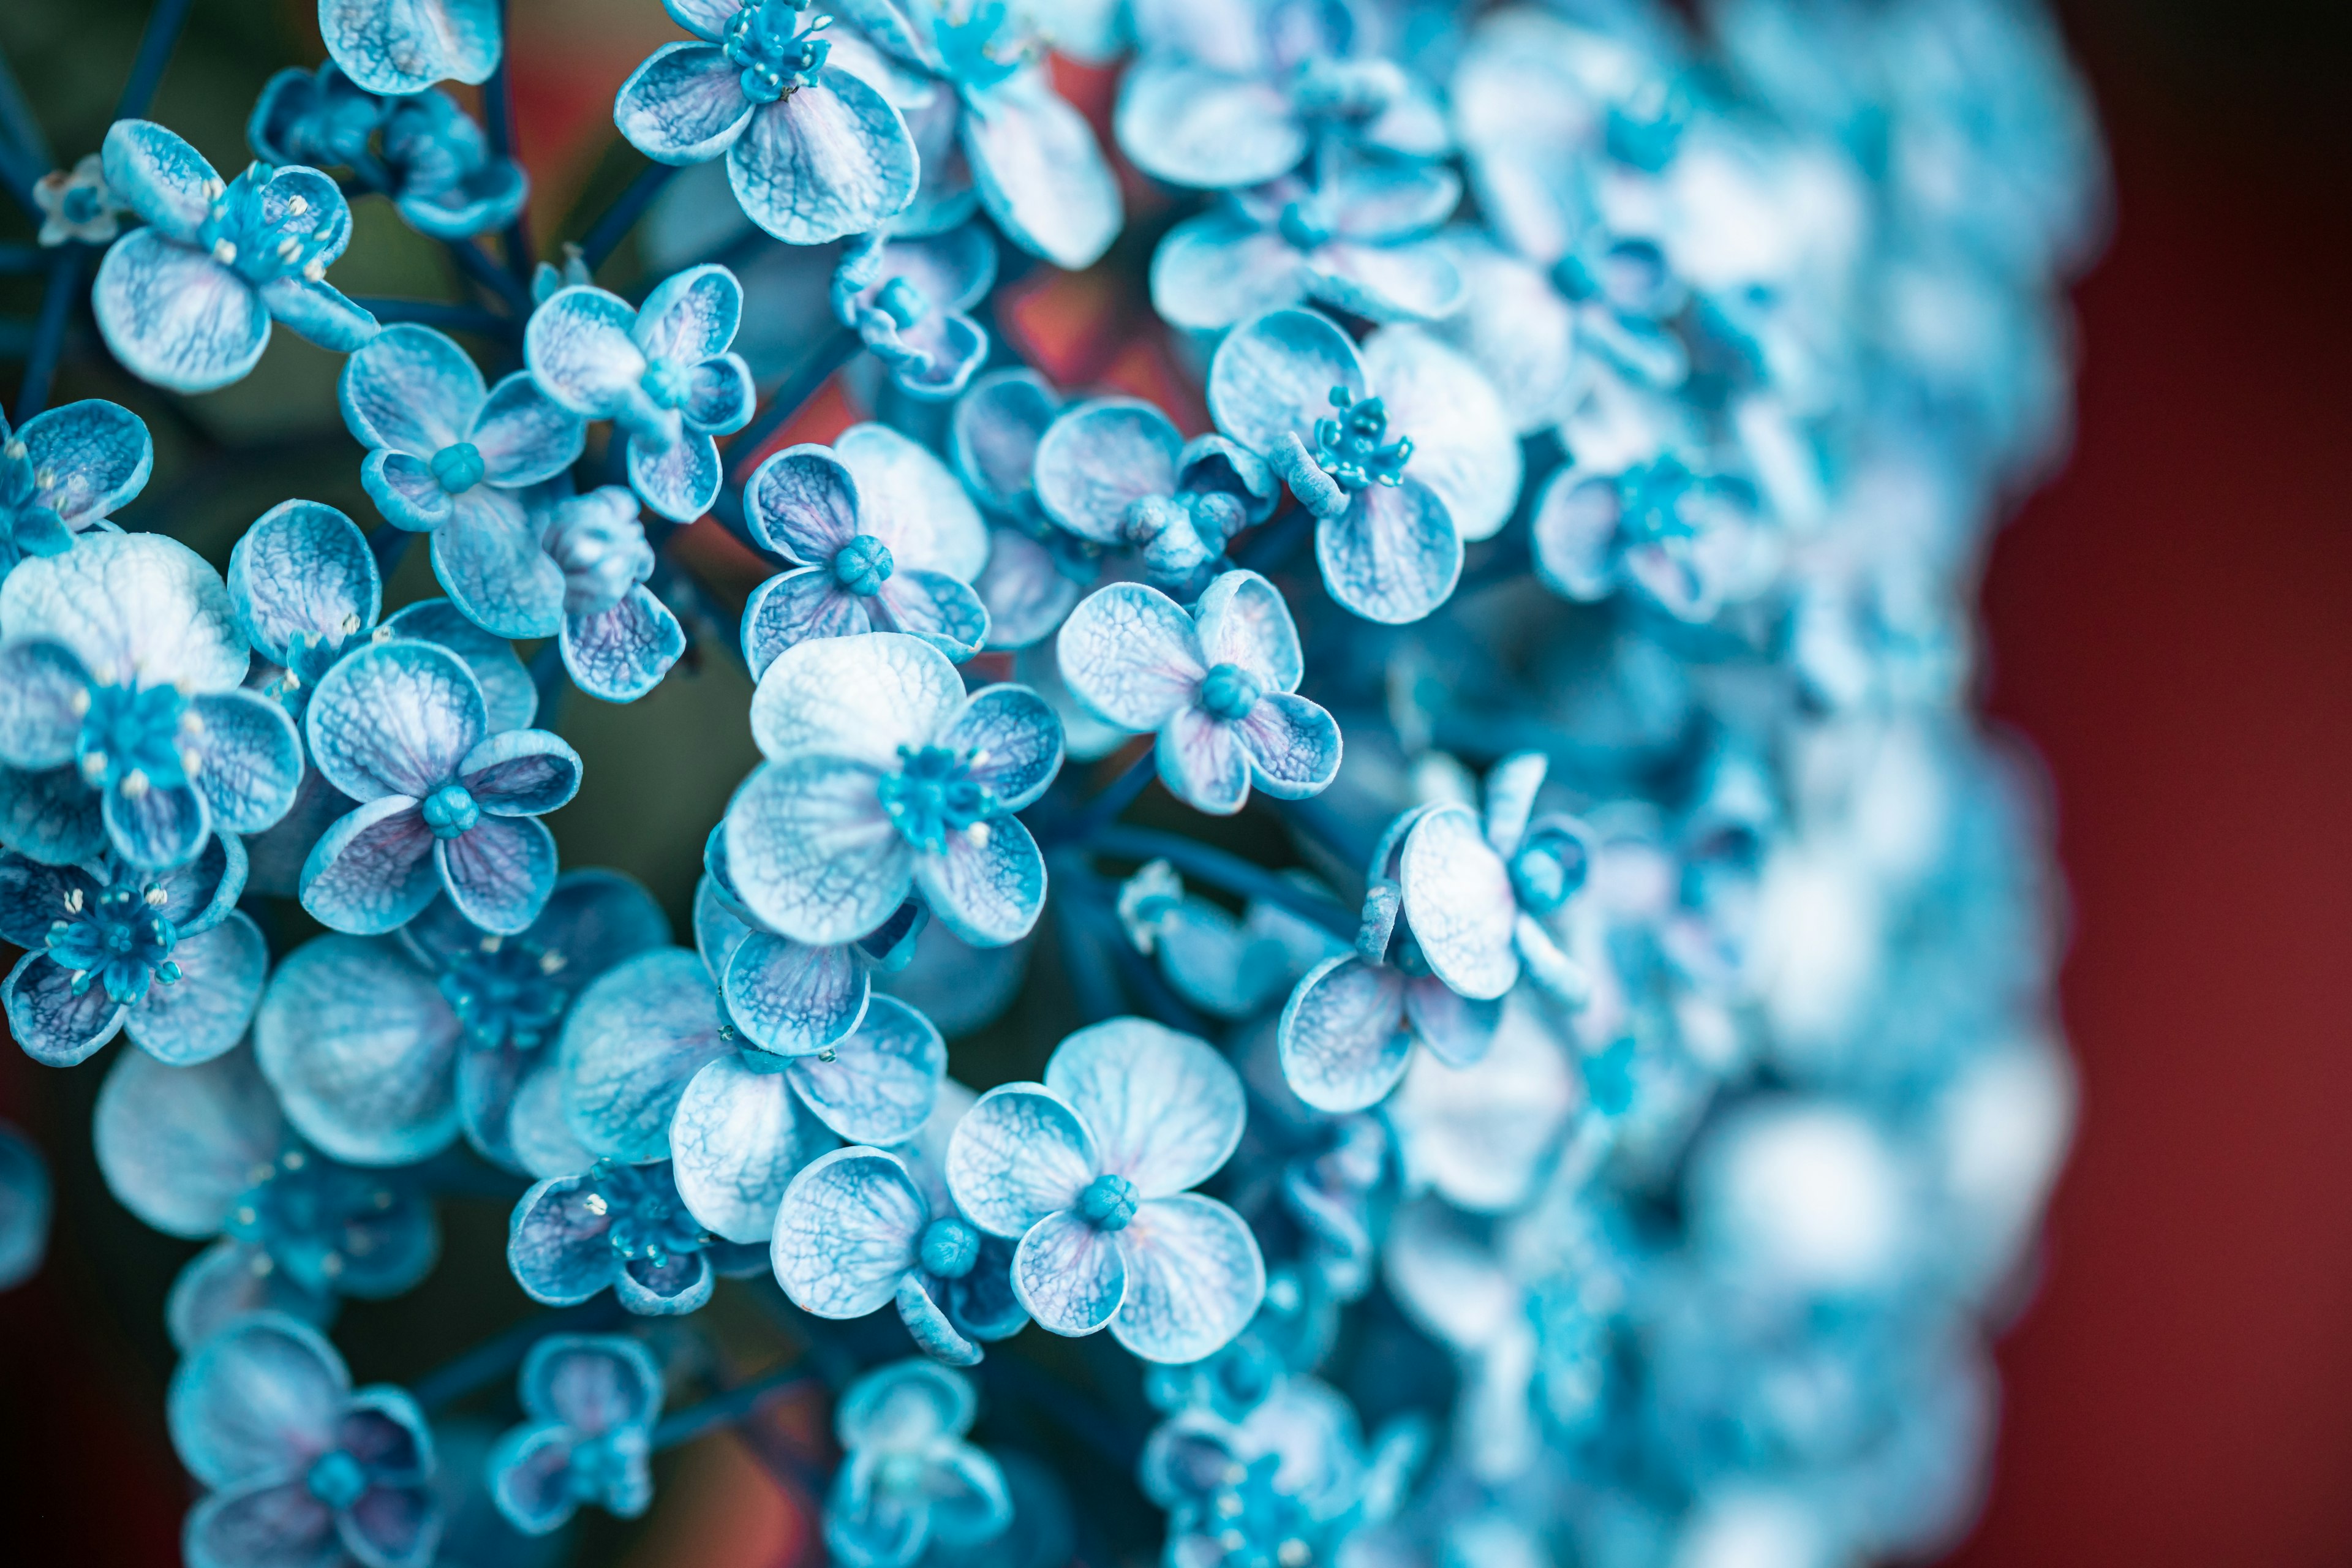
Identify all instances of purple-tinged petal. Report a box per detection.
[615,1248,712,1314]
[523,287,647,418]
[785,993,944,1144]
[254,935,461,1164]
[306,639,486,800]
[725,929,868,1056]
[4,951,129,1067]
[938,684,1062,812]
[910,813,1045,946]
[437,813,559,935]
[682,353,755,434]
[1046,1019,1245,1198]
[1237,692,1340,799]
[1191,568,1302,690]
[873,568,989,661]
[91,228,268,394]
[635,264,742,366]
[1156,707,1250,816]
[739,568,870,679]
[300,797,440,935]
[469,372,586,486]
[744,445,862,562]
[614,42,755,164]
[559,948,731,1161]
[184,1478,342,1568]
[1031,399,1183,545]
[1012,1208,1126,1336]
[671,1052,835,1243]
[167,1239,337,1355]
[507,1174,619,1305]
[168,1310,349,1487]
[322,0,501,95]
[228,502,380,667]
[458,729,582,815]
[1316,478,1462,625]
[962,69,1122,271]
[337,324,482,455]
[1111,1193,1265,1363]
[1055,582,1204,731]
[772,1146,928,1317]
[975,529,1080,651]
[562,587,685,703]
[943,1084,1098,1238]
[627,428,723,523]
[521,1332,665,1433]
[836,423,989,579]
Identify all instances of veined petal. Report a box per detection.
[772,1146,928,1318]
[254,934,461,1164]
[190,688,304,835]
[507,1175,618,1305]
[0,639,91,769]
[1045,1019,1245,1198]
[726,71,918,245]
[0,529,249,693]
[1206,306,1368,459]
[1150,213,1307,333]
[431,494,567,639]
[322,0,501,95]
[458,729,582,815]
[364,451,454,533]
[944,1084,1098,1238]
[739,569,870,680]
[561,588,685,704]
[256,277,380,355]
[523,287,647,419]
[614,42,755,164]
[437,813,559,935]
[5,951,128,1067]
[635,263,742,368]
[785,993,944,1144]
[92,229,266,394]
[1055,582,1205,731]
[338,323,482,455]
[1111,1194,1264,1363]
[0,764,106,865]
[100,119,219,241]
[1278,955,1412,1112]
[306,639,487,800]
[105,775,212,872]
[18,399,155,527]
[962,70,1122,271]
[873,568,989,662]
[671,1053,834,1243]
[383,598,538,731]
[1237,692,1341,799]
[1306,239,1464,325]
[469,372,587,487]
[910,813,1045,946]
[626,429,723,523]
[1315,478,1462,625]
[1191,569,1302,690]
[559,948,731,1161]
[1031,399,1183,546]
[682,353,755,435]
[168,1311,347,1487]
[938,684,1062,812]
[94,1044,287,1237]
[1114,62,1305,189]
[748,631,964,766]
[124,911,268,1066]
[1361,326,1521,543]
[725,928,869,1056]
[742,445,862,564]
[300,796,441,935]
[1013,1208,1126,1337]
[1399,804,1520,1001]
[725,756,907,946]
[836,423,989,581]
[975,528,1081,651]
[228,502,380,666]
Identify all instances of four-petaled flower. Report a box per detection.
[34,153,124,246]
[613,0,919,244]
[944,1018,1266,1363]
[739,425,993,673]
[525,266,757,522]
[726,632,1063,947]
[488,1333,665,1534]
[168,1311,440,1568]
[299,639,582,936]
[1058,570,1342,816]
[526,485,690,703]
[94,120,378,394]
[508,1156,762,1316]
[0,400,153,581]
[824,1358,1012,1568]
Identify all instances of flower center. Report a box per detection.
[1509,833,1588,916]
[76,681,198,798]
[931,0,1029,93]
[197,164,336,285]
[1079,1172,1138,1232]
[919,1216,981,1279]
[832,533,895,596]
[1616,455,1702,545]
[227,1146,404,1294]
[421,783,479,839]
[429,440,484,494]
[876,745,994,856]
[306,1450,369,1510]
[1197,663,1264,722]
[725,0,832,105]
[438,934,572,1053]
[47,883,179,1005]
[1311,387,1411,492]
[587,1159,710,1267]
[875,276,929,328]
[638,361,691,410]
[1275,201,1331,252]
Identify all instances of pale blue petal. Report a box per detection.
[1529,467,1620,601]
[1398,804,1519,1000]
[363,450,454,532]
[432,496,567,639]
[1114,61,1305,189]
[1110,1194,1264,1363]
[743,444,862,562]
[1237,692,1340,799]
[458,728,581,814]
[671,1053,834,1243]
[725,929,869,1055]
[837,423,989,580]
[0,639,89,769]
[100,119,218,241]
[786,993,943,1144]
[693,869,753,978]
[91,228,267,393]
[974,529,1080,651]
[521,1331,666,1430]
[1277,955,1411,1113]
[190,689,304,835]
[0,764,107,865]
[725,756,907,946]
[1482,752,1550,858]
[306,639,485,799]
[561,587,685,703]
[1316,479,1462,625]
[509,1064,596,1180]
[168,1309,348,1487]
[559,948,730,1161]
[228,502,380,665]
[895,1276,982,1366]
[635,263,742,366]
[17,399,155,527]
[748,629,964,765]
[300,796,440,934]
[5,950,127,1066]
[383,598,537,731]
[1433,233,1577,433]
[94,1044,286,1236]
[104,774,212,872]
[835,1356,975,1453]
[488,1423,587,1534]
[257,277,380,355]
[726,70,918,245]
[627,428,722,523]
[1031,399,1183,545]
[0,530,250,693]
[1045,1019,1244,1199]
[938,684,1062,812]
[943,1084,1097,1238]
[948,369,1058,519]
[507,1174,619,1305]
[322,0,502,95]
[1012,1207,1125,1337]
[963,70,1121,271]
[772,1145,927,1317]
[1306,239,1464,325]
[615,1249,713,1314]
[254,934,461,1164]
[437,813,559,934]
[1205,307,1368,458]
[183,1477,341,1568]
[123,911,268,1065]
[469,372,587,487]
[1360,325,1521,543]
[910,812,1045,946]
[663,0,739,39]
[1156,707,1250,816]
[873,569,989,661]
[614,42,754,164]
[167,1238,337,1354]
[1150,215,1305,333]
[740,568,870,679]
[1191,568,1302,690]
[1055,581,1203,731]
[523,287,646,418]
[1402,972,1501,1068]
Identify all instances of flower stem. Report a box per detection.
[112,0,195,123]
[483,0,533,285]
[350,297,513,337]
[13,246,81,424]
[577,161,680,273]
[1087,824,1357,937]
[412,1298,627,1411]
[724,326,862,483]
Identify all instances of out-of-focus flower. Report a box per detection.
[824,1358,1011,1568]
[488,1334,665,1534]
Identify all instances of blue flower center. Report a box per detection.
[76,681,195,799]
[197,163,339,287]
[1616,455,1702,545]
[1197,663,1264,722]
[931,0,1027,93]
[832,533,895,596]
[919,1216,981,1278]
[638,361,692,410]
[588,1159,709,1267]
[1509,830,1589,916]
[1312,387,1412,492]
[564,1430,646,1502]
[62,184,105,224]
[1079,1172,1138,1232]
[46,883,179,1005]
[877,745,995,856]
[1275,202,1331,252]
[875,276,929,328]
[227,1146,406,1294]
[421,783,479,839]
[429,440,485,493]
[725,0,832,105]
[438,933,573,1054]
[275,612,369,710]
[306,1450,369,1510]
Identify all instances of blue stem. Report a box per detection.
[1042,745,1157,846]
[483,0,533,284]
[0,48,49,170]
[0,243,42,273]
[578,161,680,272]
[1087,824,1357,937]
[113,0,197,123]
[13,246,81,424]
[649,1360,815,1451]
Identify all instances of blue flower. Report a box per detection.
[831,221,995,401]
[612,0,919,244]
[1151,149,1465,332]
[1205,307,1518,623]
[0,399,153,580]
[249,64,390,171]
[488,1334,665,1534]
[226,500,388,719]
[94,1044,439,1348]
[1058,570,1341,816]
[299,639,582,936]
[93,121,379,394]
[252,933,465,1168]
[1114,0,1449,191]
[380,89,532,239]
[739,425,993,674]
[726,632,1063,946]
[529,485,689,702]
[524,266,756,522]
[1029,398,1275,588]
[773,1102,1028,1366]
[1,835,264,1068]
[834,0,1123,269]
[0,1119,51,1291]
[0,531,305,870]
[507,1156,764,1316]
[1532,450,1773,624]
[944,1018,1265,1363]
[339,325,587,629]
[824,1359,1011,1568]
[322,0,502,97]
[34,153,126,246]
[168,1311,440,1568]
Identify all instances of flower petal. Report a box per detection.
[1114,62,1305,189]
[944,1084,1098,1238]
[911,813,1046,946]
[1031,399,1183,545]
[1205,307,1368,458]
[521,1332,665,1433]
[562,587,685,703]
[1402,972,1502,1068]
[124,911,268,1066]
[507,1174,619,1305]
[255,277,381,355]
[1398,803,1520,1000]
[168,1310,349,1487]
[322,0,501,95]
[873,568,989,662]
[671,1053,835,1243]
[1157,707,1251,816]
[1361,325,1521,542]
[725,928,868,1055]
[743,445,863,563]
[4,951,127,1067]
[614,42,755,164]
[523,287,646,418]
[383,598,538,731]
[255,935,461,1164]
[1278,955,1413,1112]
[92,228,266,393]
[1305,238,1464,324]
[190,689,304,835]
[894,1275,981,1365]
[306,639,486,800]
[228,502,380,666]
[437,813,559,935]
[773,1147,927,1319]
[458,729,582,815]
[627,428,723,523]
[725,756,907,946]
[1315,477,1463,625]
[740,568,870,679]
[726,72,919,244]
[104,775,213,872]
[836,423,989,580]
[100,119,219,241]
[748,630,964,766]
[363,451,454,533]
[1111,1193,1265,1363]
[166,1239,336,1355]
[948,369,1058,519]
[184,1477,343,1568]
[786,993,944,1144]
[1045,1019,1245,1198]
[0,764,106,866]
[1150,213,1306,333]
[300,796,440,935]
[974,528,1080,651]
[938,684,1062,812]
[1237,692,1340,799]
[963,69,1122,271]
[337,323,482,456]
[0,639,90,769]
[635,263,742,367]
[469,372,586,487]
[558,948,731,1161]
[18,398,155,527]
[94,1044,286,1237]
[0,530,249,693]
[1055,582,1205,731]
[1191,568,1302,690]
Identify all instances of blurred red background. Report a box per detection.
[4,1,2351,1563]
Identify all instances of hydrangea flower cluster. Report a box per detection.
[1,0,2101,1564]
